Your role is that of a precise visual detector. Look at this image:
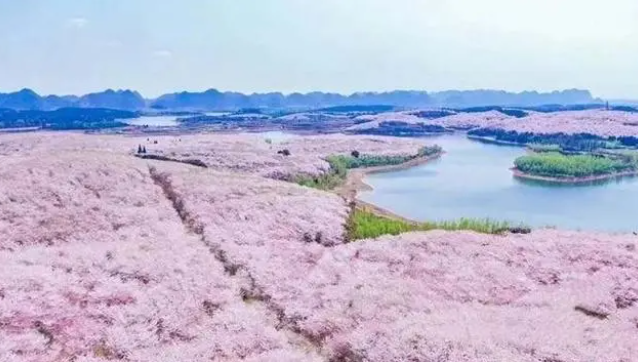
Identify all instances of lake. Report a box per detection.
[125,116,180,127]
[359,135,638,233]
[252,130,298,143]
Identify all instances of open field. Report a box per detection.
[1,131,637,361]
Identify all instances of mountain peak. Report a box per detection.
[17,88,38,95]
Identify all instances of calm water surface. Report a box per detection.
[359,135,638,233]
[125,116,180,127]
[254,130,298,143]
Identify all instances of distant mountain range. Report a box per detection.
[0,88,601,112]
[0,89,145,111]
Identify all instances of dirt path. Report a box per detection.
[149,166,327,360]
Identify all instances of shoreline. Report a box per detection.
[334,152,443,223]
[511,167,638,184]
[466,135,527,147]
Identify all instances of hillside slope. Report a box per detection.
[0,132,636,361]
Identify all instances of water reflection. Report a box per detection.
[513,174,638,188]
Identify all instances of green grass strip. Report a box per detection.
[347,208,527,240]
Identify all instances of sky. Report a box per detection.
[0,0,637,98]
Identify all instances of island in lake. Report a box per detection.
[513,150,638,183]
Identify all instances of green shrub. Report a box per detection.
[296,146,442,190]
[418,145,443,157]
[347,208,524,240]
[294,172,345,190]
[326,154,410,169]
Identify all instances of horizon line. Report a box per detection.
[0,87,600,99]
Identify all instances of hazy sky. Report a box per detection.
[1,0,637,98]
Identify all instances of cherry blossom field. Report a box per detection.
[420,110,513,130]
[0,153,328,362]
[349,110,513,132]
[352,109,638,137]
[496,110,638,137]
[137,133,428,180]
[1,132,637,361]
[348,111,434,131]
[0,132,427,180]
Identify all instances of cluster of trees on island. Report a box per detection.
[468,127,638,180]
[514,152,638,178]
[469,128,638,152]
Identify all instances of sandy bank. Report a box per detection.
[333,152,443,226]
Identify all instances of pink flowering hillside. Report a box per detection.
[290,230,638,361]
[450,109,638,137]
[135,133,427,180]
[349,109,638,138]
[151,162,638,362]
[422,110,513,129]
[498,109,638,137]
[348,111,431,131]
[0,132,428,181]
[348,110,513,131]
[0,153,327,362]
[0,132,142,157]
[1,131,637,361]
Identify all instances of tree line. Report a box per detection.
[469,128,638,152]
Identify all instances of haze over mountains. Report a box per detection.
[0,88,599,112]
